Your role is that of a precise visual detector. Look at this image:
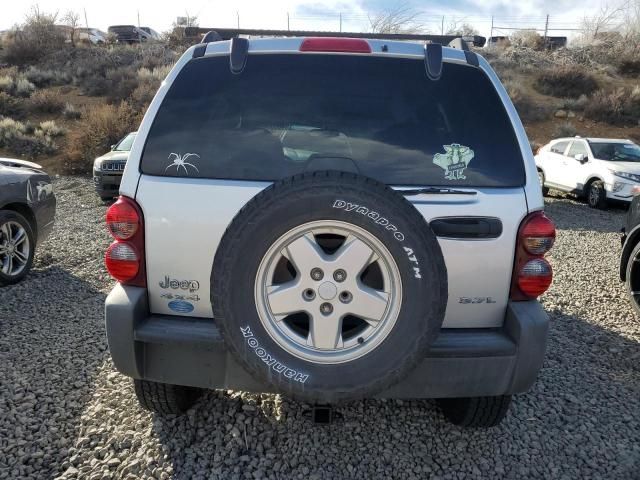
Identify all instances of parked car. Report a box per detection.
[104,34,555,428]
[535,137,640,209]
[619,194,640,315]
[139,27,160,40]
[77,27,108,44]
[93,132,136,201]
[0,158,55,286]
[107,25,157,43]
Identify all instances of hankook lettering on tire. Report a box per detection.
[240,326,309,384]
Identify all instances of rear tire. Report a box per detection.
[437,395,512,428]
[537,170,549,197]
[133,379,203,414]
[0,210,36,287]
[587,180,607,209]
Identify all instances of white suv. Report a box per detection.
[103,33,555,428]
[535,137,640,209]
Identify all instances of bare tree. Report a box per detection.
[165,11,199,45]
[3,6,64,64]
[445,20,478,36]
[62,11,81,47]
[368,3,426,34]
[580,2,627,42]
[624,0,640,47]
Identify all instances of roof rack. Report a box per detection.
[185,27,486,48]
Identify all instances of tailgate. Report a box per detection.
[137,175,525,328]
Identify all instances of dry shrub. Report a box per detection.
[0,116,57,158]
[552,122,578,138]
[584,88,640,126]
[14,77,36,97]
[505,81,552,122]
[137,65,171,82]
[62,102,81,119]
[65,102,138,173]
[0,75,14,94]
[24,66,70,87]
[0,92,23,118]
[510,31,545,50]
[130,81,158,110]
[29,89,64,113]
[618,57,640,76]
[562,94,589,112]
[36,120,65,137]
[534,66,598,98]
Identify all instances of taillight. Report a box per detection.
[521,213,556,255]
[511,212,555,300]
[106,197,139,239]
[105,196,146,287]
[299,37,371,53]
[105,242,139,281]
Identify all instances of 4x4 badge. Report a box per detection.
[433,144,474,180]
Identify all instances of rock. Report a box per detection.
[555,109,568,118]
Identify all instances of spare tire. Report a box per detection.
[212,171,447,403]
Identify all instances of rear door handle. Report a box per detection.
[430,217,503,239]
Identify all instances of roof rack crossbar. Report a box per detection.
[187,27,486,47]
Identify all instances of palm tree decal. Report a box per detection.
[165,153,200,175]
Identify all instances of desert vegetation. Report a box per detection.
[0,4,639,171]
[0,7,177,171]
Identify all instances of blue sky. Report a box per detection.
[1,0,607,37]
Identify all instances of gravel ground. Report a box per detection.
[1,177,639,480]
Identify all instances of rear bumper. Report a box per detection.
[105,285,549,398]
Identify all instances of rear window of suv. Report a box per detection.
[141,53,525,187]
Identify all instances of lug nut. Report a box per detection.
[310,268,324,281]
[339,291,352,304]
[320,302,333,315]
[333,269,347,282]
[302,289,316,301]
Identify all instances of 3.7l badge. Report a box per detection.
[459,297,496,304]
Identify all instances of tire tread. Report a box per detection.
[133,379,202,414]
[437,395,512,428]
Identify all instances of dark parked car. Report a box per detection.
[0,158,56,286]
[107,25,157,43]
[93,132,136,200]
[620,194,640,314]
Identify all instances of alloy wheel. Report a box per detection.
[254,221,402,364]
[0,221,30,277]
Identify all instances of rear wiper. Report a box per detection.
[399,187,477,196]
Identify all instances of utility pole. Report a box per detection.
[489,15,494,43]
[236,11,240,29]
[543,14,549,47]
[339,13,342,32]
[287,12,290,31]
[137,10,140,28]
[441,16,444,35]
[84,8,89,29]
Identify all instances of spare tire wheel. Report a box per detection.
[212,171,447,403]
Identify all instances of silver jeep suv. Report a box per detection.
[104,33,555,428]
